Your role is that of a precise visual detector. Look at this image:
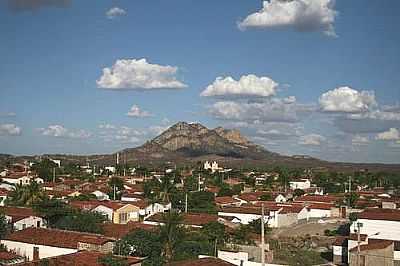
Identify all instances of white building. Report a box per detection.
[204,161,221,173]
[289,179,311,190]
[1,228,114,261]
[1,206,47,231]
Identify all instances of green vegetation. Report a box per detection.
[6,182,46,206]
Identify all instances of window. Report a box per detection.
[22,224,26,229]
[36,221,41,227]
[119,212,128,223]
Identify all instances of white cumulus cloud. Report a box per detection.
[96,58,187,90]
[376,128,400,141]
[0,124,21,136]
[200,74,278,97]
[299,134,325,146]
[352,135,369,146]
[319,86,377,113]
[127,105,152,118]
[238,0,338,37]
[38,125,91,139]
[106,7,126,19]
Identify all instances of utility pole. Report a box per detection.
[113,185,116,200]
[198,173,201,192]
[348,176,352,208]
[356,222,363,266]
[53,167,56,183]
[185,192,188,213]
[261,203,265,266]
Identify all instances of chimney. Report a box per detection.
[33,246,39,261]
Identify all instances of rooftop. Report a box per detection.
[5,227,114,249]
[358,208,400,222]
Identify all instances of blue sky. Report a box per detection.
[1,0,399,163]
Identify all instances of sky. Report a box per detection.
[0,0,399,163]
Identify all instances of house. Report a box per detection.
[91,190,110,201]
[0,251,25,265]
[172,257,234,266]
[2,173,32,186]
[348,239,395,266]
[215,196,242,207]
[94,201,140,224]
[130,200,171,218]
[295,194,339,204]
[0,206,46,231]
[0,188,9,206]
[350,208,400,242]
[289,179,311,190]
[144,212,218,228]
[19,251,143,266]
[1,228,115,261]
[204,161,221,173]
[100,222,155,239]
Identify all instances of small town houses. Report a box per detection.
[1,227,115,261]
[0,206,46,231]
[333,208,400,265]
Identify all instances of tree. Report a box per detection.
[201,222,226,255]
[6,182,47,207]
[55,210,106,234]
[108,177,124,200]
[217,185,234,197]
[33,198,70,227]
[31,159,58,182]
[349,212,358,224]
[293,189,305,198]
[98,254,128,266]
[159,211,185,263]
[259,193,272,201]
[117,229,163,266]
[0,213,9,239]
[346,192,359,208]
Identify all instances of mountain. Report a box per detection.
[2,122,400,173]
[124,122,277,160]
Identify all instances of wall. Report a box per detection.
[14,216,46,231]
[349,244,394,266]
[307,209,331,219]
[1,240,77,260]
[350,219,400,242]
[93,206,113,221]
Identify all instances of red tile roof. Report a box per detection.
[146,213,218,226]
[215,196,240,205]
[307,203,334,210]
[295,195,339,204]
[101,222,156,239]
[357,208,400,222]
[171,257,234,266]
[5,228,114,249]
[17,251,143,266]
[349,240,393,252]
[0,206,39,222]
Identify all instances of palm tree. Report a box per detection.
[158,175,175,204]
[159,210,184,262]
[6,181,46,207]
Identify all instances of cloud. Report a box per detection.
[98,123,116,130]
[96,58,187,90]
[0,112,16,117]
[7,0,71,11]
[299,133,326,146]
[376,128,400,141]
[352,135,369,146]
[334,109,400,134]
[126,105,152,118]
[319,86,377,113]
[38,125,91,139]
[208,98,312,124]
[106,7,126,19]
[238,0,338,37]
[200,74,278,98]
[0,124,21,136]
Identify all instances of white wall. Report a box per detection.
[1,240,77,260]
[93,206,113,221]
[350,219,400,242]
[13,216,46,231]
[307,209,331,219]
